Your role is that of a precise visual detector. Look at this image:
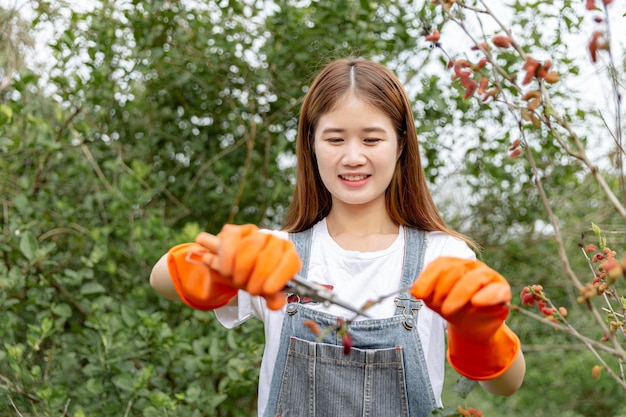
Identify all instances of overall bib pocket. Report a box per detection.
[276,337,410,417]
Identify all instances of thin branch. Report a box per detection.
[40,273,92,317]
[1,372,40,403]
[115,148,192,220]
[185,136,247,201]
[522,143,584,289]
[228,103,257,224]
[539,91,626,219]
[8,395,25,417]
[32,107,83,194]
[513,306,626,389]
[79,142,113,192]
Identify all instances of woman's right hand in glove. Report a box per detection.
[193,224,302,310]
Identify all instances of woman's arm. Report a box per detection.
[149,253,181,301]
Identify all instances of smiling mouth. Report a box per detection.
[339,175,370,181]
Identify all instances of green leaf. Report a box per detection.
[20,231,39,261]
[41,317,53,334]
[359,0,372,11]
[591,222,601,235]
[80,282,107,295]
[207,393,228,408]
[429,406,462,416]
[451,376,477,399]
[85,378,104,395]
[52,303,73,318]
[0,104,13,126]
[112,373,135,392]
[141,407,162,417]
[120,304,138,327]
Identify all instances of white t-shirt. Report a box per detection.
[215,219,476,415]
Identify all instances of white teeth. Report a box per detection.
[341,175,368,181]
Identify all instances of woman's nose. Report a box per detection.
[342,141,366,165]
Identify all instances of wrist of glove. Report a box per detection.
[167,243,238,310]
[447,322,520,381]
[167,224,302,311]
[410,257,520,380]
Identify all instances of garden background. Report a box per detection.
[1,0,626,416]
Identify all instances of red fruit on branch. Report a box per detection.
[463,79,478,99]
[542,59,552,71]
[430,0,456,9]
[342,332,353,355]
[521,90,541,101]
[531,114,541,127]
[542,72,560,84]
[468,407,483,417]
[492,35,513,48]
[592,365,602,380]
[522,56,539,85]
[471,43,490,51]
[474,58,488,70]
[481,87,499,102]
[477,77,489,95]
[520,287,536,306]
[453,59,472,76]
[303,319,321,336]
[528,97,541,111]
[586,0,596,10]
[508,138,521,151]
[602,259,622,285]
[588,30,609,63]
[425,29,440,42]
[589,33,600,62]
[536,66,547,79]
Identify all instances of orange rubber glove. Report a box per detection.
[410,257,520,380]
[194,224,303,310]
[167,243,238,310]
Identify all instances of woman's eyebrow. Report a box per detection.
[320,126,388,134]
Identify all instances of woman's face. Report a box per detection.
[313,93,399,210]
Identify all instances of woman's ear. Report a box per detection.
[396,132,406,161]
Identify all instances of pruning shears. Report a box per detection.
[285,275,371,318]
[185,250,369,317]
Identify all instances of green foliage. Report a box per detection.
[471,348,626,417]
[2,0,626,416]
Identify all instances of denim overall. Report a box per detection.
[263,228,437,417]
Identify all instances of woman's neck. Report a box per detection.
[325,203,399,251]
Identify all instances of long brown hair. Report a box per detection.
[282,57,478,252]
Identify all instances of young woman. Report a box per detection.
[150,57,525,417]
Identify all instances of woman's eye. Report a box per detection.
[364,138,381,144]
[327,138,343,143]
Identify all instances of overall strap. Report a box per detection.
[400,227,427,292]
[394,227,427,330]
[288,228,313,280]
